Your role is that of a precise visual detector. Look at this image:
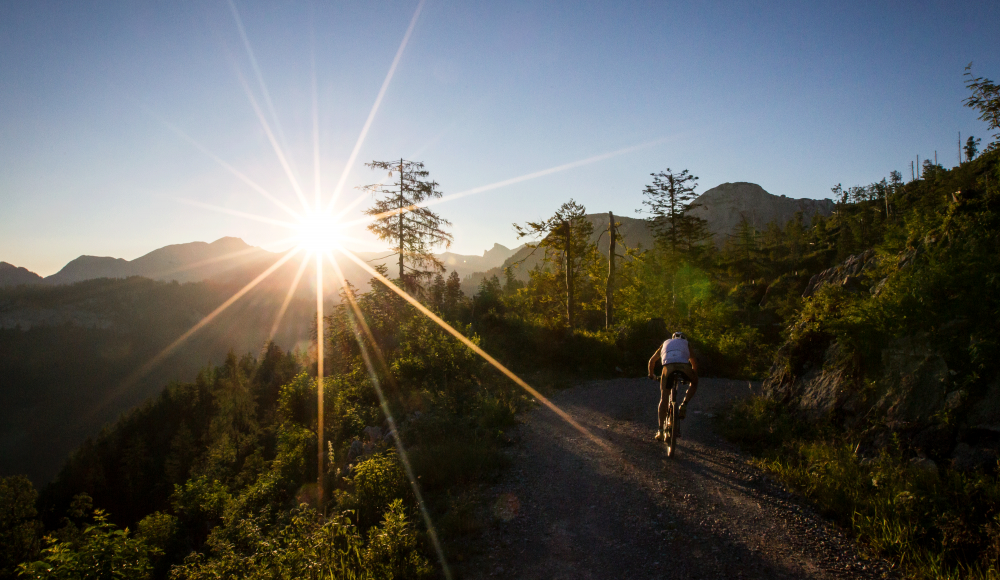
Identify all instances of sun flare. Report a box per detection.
[296,211,342,253]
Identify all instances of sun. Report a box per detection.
[295,211,342,253]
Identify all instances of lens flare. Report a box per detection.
[296,211,342,253]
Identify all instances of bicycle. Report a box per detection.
[661,369,689,458]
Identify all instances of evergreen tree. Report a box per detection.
[429,273,446,311]
[639,168,708,254]
[964,65,1000,146]
[360,159,454,291]
[445,270,462,312]
[514,199,594,328]
[965,135,981,162]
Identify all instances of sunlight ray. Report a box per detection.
[152,114,301,219]
[324,0,427,213]
[171,197,299,229]
[234,68,311,211]
[145,235,299,281]
[91,248,302,419]
[316,251,325,504]
[311,40,321,209]
[337,248,611,452]
[325,251,452,580]
[227,0,295,172]
[335,138,669,226]
[267,250,311,344]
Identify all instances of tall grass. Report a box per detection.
[721,397,1000,579]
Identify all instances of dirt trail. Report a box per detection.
[463,377,894,580]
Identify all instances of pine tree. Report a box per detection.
[638,168,708,254]
[445,270,462,312]
[430,273,446,311]
[514,199,594,328]
[360,159,453,291]
[964,65,1000,146]
[965,135,981,162]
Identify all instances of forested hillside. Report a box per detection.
[0,277,316,484]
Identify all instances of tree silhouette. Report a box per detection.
[514,199,593,328]
[360,159,453,291]
[964,65,1000,146]
[638,168,708,254]
[965,135,981,162]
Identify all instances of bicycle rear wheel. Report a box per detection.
[665,381,678,457]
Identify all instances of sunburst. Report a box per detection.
[120,1,672,577]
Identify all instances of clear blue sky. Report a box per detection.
[1,0,997,276]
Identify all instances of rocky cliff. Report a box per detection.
[688,182,834,245]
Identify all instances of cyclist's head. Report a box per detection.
[672,331,686,340]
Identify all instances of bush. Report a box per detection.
[723,395,1000,579]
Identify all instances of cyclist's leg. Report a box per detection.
[658,372,669,429]
[680,366,698,406]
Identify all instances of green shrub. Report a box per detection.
[346,453,410,531]
[723,395,1000,579]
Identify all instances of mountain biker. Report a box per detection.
[647,331,699,442]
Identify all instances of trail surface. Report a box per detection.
[464,377,894,580]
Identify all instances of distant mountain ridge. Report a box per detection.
[43,237,270,285]
[0,262,43,287]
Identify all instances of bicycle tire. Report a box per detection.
[665,375,678,457]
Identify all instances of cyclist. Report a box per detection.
[647,331,699,442]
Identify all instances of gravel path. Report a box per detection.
[462,377,895,580]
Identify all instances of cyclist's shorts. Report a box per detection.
[660,363,696,385]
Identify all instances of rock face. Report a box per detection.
[687,182,834,245]
[0,262,43,287]
[801,250,878,298]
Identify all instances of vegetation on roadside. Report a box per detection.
[721,68,1000,579]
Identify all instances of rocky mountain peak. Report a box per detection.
[688,182,835,245]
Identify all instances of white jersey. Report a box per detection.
[661,338,691,365]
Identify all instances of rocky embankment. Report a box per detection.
[763,249,998,474]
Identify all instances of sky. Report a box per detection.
[0,0,997,276]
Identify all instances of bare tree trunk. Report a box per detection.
[606,211,615,329]
[564,220,574,329]
[398,158,405,283]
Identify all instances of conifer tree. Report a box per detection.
[445,270,462,312]
[514,199,593,328]
[360,159,453,291]
[964,65,1000,146]
[430,273,446,310]
[965,135,981,162]
[638,168,708,254]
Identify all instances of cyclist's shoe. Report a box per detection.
[677,402,687,420]
[654,429,664,442]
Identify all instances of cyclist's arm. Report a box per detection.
[647,346,661,378]
[689,356,698,374]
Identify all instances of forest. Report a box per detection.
[0,70,999,579]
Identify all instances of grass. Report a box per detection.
[719,397,1000,579]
